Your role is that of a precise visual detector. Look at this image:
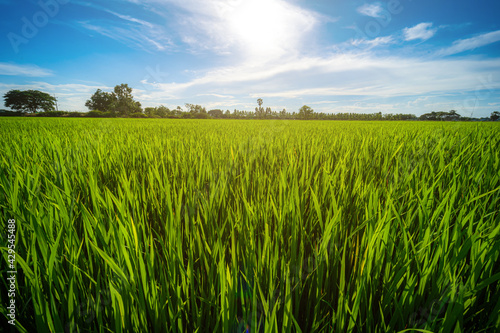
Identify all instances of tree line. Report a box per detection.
[2,85,500,122]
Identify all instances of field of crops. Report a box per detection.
[1,118,499,332]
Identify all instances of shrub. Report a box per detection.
[85,110,117,118]
[130,112,148,118]
[33,111,70,117]
[86,110,105,117]
[64,112,85,117]
[0,111,25,117]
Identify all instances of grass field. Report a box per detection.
[1,118,499,332]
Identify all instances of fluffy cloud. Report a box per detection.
[404,22,437,41]
[357,3,384,18]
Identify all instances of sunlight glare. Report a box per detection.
[228,0,299,59]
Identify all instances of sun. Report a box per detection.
[227,0,295,59]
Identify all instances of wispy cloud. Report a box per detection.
[404,22,437,41]
[0,63,53,77]
[197,93,234,99]
[349,36,394,49]
[357,3,383,18]
[79,20,172,52]
[74,1,173,52]
[105,10,154,29]
[437,30,500,56]
[140,53,500,104]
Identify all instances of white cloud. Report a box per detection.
[0,63,53,77]
[79,20,172,52]
[350,36,394,49]
[74,1,174,52]
[197,93,235,99]
[120,0,320,60]
[105,10,154,29]
[4,2,498,117]
[437,30,500,56]
[404,22,437,41]
[357,3,383,18]
[140,53,500,103]
[4,54,499,116]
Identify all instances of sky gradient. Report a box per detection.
[1,0,499,116]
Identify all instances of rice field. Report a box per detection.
[1,117,499,332]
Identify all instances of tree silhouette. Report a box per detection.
[4,89,56,113]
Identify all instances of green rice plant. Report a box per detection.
[0,118,499,332]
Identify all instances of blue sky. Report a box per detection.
[1,0,499,116]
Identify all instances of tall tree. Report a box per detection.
[491,111,500,121]
[3,90,56,113]
[299,105,314,119]
[85,89,116,112]
[114,84,142,115]
[280,108,287,118]
[255,98,265,118]
[86,84,141,115]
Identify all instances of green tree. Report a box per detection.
[3,89,56,113]
[255,98,265,118]
[491,111,500,121]
[280,108,287,118]
[420,110,461,121]
[442,110,461,121]
[85,89,116,112]
[175,106,184,116]
[299,105,314,119]
[156,105,170,118]
[420,112,438,121]
[144,107,156,116]
[185,104,207,118]
[114,84,141,116]
[265,107,272,118]
[208,109,223,118]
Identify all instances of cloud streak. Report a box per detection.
[349,36,394,49]
[79,20,172,52]
[437,30,500,56]
[74,1,174,52]
[0,63,53,77]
